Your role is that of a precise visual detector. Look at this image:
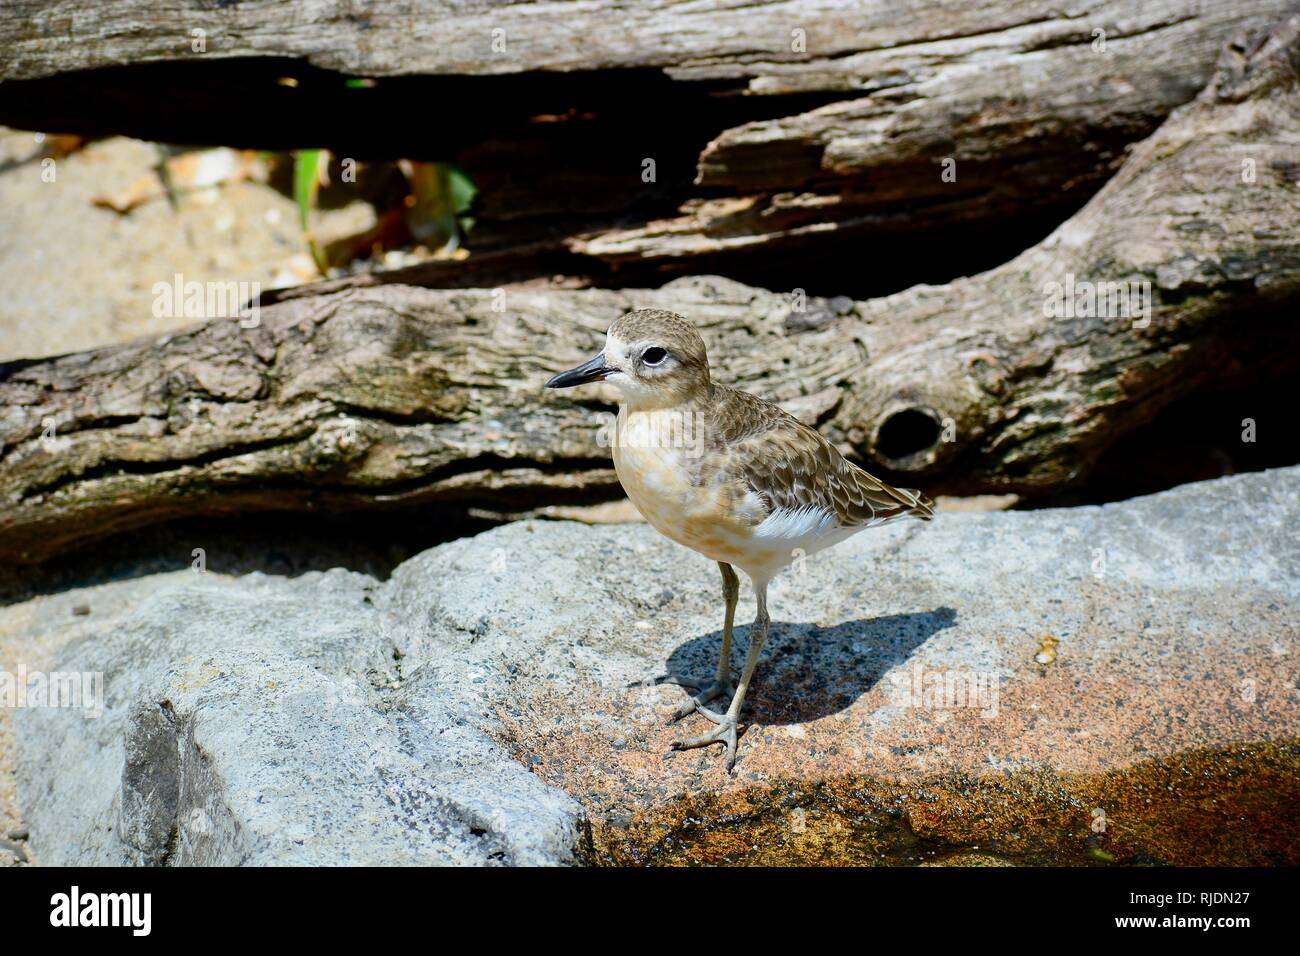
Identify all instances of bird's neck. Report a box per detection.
[619,381,711,414]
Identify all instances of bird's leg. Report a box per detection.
[672,581,769,771]
[669,562,739,722]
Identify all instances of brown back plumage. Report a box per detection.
[697,384,934,529]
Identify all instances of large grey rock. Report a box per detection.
[8,467,1300,865]
[12,571,583,865]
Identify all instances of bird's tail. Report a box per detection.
[853,464,935,525]
[894,487,935,521]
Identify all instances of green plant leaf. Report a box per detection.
[292,149,330,273]
[448,165,477,215]
[293,149,325,231]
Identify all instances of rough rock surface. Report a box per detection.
[7,468,1299,865]
[7,571,583,865]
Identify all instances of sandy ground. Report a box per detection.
[0,128,382,361]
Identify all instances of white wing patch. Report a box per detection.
[754,505,839,544]
[753,502,916,567]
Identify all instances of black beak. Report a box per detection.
[546,353,614,389]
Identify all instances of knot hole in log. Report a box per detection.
[872,405,950,473]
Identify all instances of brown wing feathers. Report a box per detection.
[706,385,933,528]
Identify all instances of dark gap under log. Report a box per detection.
[0,507,500,605]
[1030,367,1300,508]
[0,58,860,154]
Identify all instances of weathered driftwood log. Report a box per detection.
[1,15,1299,564]
[1,1,1294,287]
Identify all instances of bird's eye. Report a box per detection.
[642,347,668,366]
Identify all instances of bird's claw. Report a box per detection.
[671,713,741,771]
[668,679,734,723]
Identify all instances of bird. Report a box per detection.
[546,309,933,770]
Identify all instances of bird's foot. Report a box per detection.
[668,680,735,723]
[670,709,742,771]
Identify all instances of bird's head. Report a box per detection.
[546,309,711,409]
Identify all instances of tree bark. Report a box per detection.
[2,15,1299,564]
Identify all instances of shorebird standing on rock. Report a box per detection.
[546,310,934,770]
